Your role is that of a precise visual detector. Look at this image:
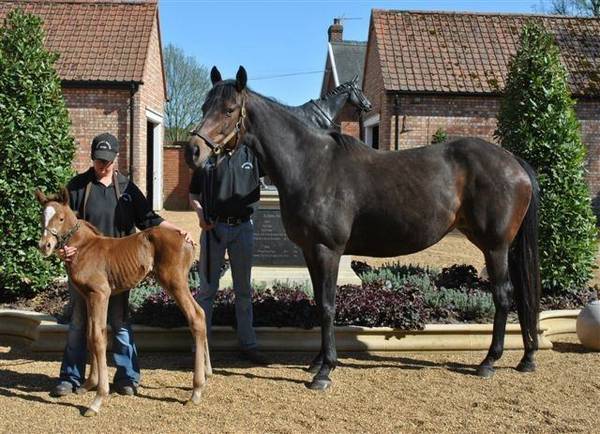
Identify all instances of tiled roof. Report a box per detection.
[331,41,367,86]
[371,10,600,96]
[0,0,157,82]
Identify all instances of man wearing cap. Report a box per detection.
[51,132,193,397]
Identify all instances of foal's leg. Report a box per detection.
[165,279,207,405]
[477,246,513,378]
[80,311,98,393]
[304,244,341,390]
[84,291,110,417]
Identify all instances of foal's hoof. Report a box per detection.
[308,376,332,391]
[185,391,202,406]
[83,408,98,417]
[516,360,536,373]
[476,365,495,378]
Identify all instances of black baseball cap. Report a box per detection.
[91,133,119,161]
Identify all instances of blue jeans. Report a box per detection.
[59,283,140,388]
[197,220,257,350]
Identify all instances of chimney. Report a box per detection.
[328,18,343,42]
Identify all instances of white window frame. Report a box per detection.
[363,113,380,148]
[145,108,164,210]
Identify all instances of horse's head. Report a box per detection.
[35,188,78,257]
[186,66,248,169]
[346,75,372,113]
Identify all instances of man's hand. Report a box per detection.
[198,214,215,231]
[177,228,196,246]
[57,245,77,262]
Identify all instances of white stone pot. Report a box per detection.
[576,300,600,351]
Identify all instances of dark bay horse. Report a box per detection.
[188,66,541,391]
[185,74,371,169]
[36,189,211,415]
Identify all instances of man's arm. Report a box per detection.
[189,193,214,230]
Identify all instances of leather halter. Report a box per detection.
[190,97,247,156]
[48,221,81,250]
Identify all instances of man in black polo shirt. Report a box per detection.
[189,143,267,364]
[52,133,192,397]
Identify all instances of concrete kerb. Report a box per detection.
[0,309,576,353]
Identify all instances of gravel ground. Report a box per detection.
[1,335,599,433]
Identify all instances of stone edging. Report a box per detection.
[0,309,578,352]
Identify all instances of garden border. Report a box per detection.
[0,309,578,352]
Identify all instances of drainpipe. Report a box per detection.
[393,93,401,151]
[129,82,139,179]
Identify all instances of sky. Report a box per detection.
[159,0,549,105]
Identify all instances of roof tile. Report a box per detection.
[0,0,157,82]
[372,10,600,96]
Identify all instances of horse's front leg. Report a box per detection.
[304,244,341,390]
[83,291,110,417]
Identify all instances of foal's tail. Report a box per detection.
[509,158,541,352]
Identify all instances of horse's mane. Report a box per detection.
[324,81,353,98]
[329,131,372,152]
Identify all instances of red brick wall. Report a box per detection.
[63,88,131,175]
[135,11,166,195]
[163,146,192,210]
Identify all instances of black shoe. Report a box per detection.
[240,348,270,366]
[51,381,74,397]
[115,383,137,396]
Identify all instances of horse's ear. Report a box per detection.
[59,187,70,205]
[236,66,247,92]
[210,66,222,86]
[35,189,48,205]
[352,74,359,84]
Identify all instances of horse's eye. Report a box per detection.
[225,107,235,117]
[60,217,64,222]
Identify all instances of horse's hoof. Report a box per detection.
[83,408,98,417]
[306,363,321,374]
[308,376,332,391]
[476,365,495,378]
[516,361,536,373]
[75,387,87,395]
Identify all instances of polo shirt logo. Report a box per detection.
[241,162,253,170]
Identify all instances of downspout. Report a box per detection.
[393,93,400,151]
[129,82,139,179]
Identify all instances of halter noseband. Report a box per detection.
[48,222,81,250]
[190,97,247,156]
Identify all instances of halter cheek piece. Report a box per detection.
[190,97,247,156]
[48,222,81,250]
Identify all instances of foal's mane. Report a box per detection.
[81,220,103,236]
[323,81,354,98]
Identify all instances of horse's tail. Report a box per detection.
[509,157,541,352]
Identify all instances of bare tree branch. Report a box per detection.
[164,44,210,144]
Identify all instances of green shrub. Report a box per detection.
[0,10,75,297]
[495,22,597,294]
[431,128,448,144]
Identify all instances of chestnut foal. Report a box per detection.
[36,188,210,416]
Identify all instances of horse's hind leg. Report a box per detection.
[84,292,110,416]
[163,277,207,405]
[477,246,513,378]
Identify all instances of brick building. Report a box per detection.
[362,10,600,207]
[320,18,367,139]
[0,0,167,209]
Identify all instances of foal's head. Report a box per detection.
[35,188,77,257]
[186,66,248,169]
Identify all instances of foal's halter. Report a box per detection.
[190,97,247,155]
[48,221,81,250]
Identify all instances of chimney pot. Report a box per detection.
[328,18,343,42]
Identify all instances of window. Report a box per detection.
[363,114,380,149]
